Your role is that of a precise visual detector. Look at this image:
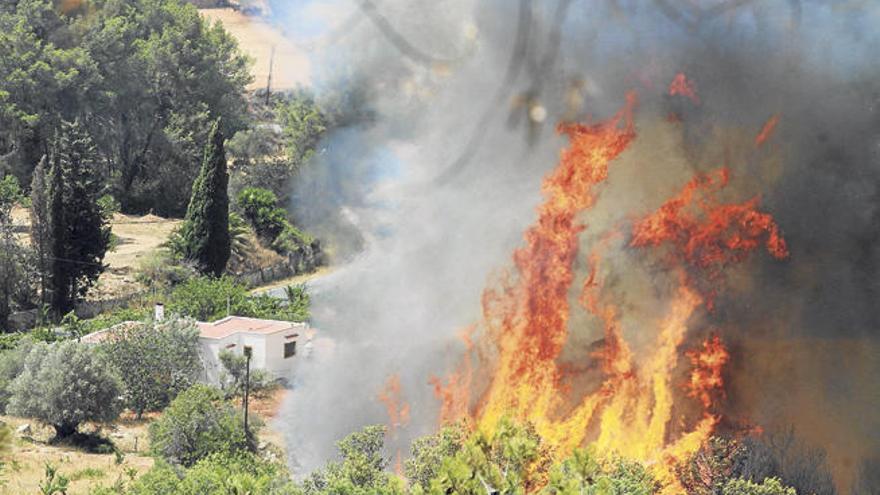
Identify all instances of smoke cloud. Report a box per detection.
[263,1,880,491]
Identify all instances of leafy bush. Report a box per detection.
[130,452,296,495]
[80,307,152,335]
[167,276,249,321]
[167,277,310,322]
[0,338,35,412]
[237,187,288,241]
[405,422,466,491]
[722,477,798,495]
[102,318,204,418]
[218,349,277,400]
[149,384,255,467]
[302,425,404,494]
[7,341,123,438]
[236,187,315,257]
[136,251,197,290]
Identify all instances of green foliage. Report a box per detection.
[278,93,327,166]
[69,467,106,481]
[39,463,70,495]
[302,425,404,495]
[7,340,123,437]
[102,317,203,418]
[166,276,310,322]
[235,186,315,257]
[0,175,23,217]
[404,423,466,491]
[0,338,34,412]
[0,173,32,329]
[722,477,798,495]
[218,349,277,400]
[166,276,248,322]
[135,251,196,290]
[422,418,552,495]
[98,195,121,221]
[79,307,151,335]
[178,119,231,277]
[148,384,255,467]
[30,155,51,307]
[129,452,297,495]
[542,453,658,495]
[237,187,288,241]
[0,0,252,215]
[48,120,111,315]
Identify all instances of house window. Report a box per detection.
[284,341,297,359]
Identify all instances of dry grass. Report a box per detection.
[0,392,290,494]
[199,8,311,91]
[92,213,183,299]
[0,416,154,495]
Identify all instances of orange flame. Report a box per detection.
[669,72,700,104]
[378,374,411,432]
[433,93,788,493]
[755,114,780,147]
[686,335,730,409]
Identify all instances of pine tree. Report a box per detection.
[48,121,111,315]
[30,155,51,310]
[180,119,230,277]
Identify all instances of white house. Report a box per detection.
[196,316,314,385]
[81,306,314,386]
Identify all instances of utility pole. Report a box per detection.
[243,346,252,433]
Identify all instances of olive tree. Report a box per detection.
[7,341,123,438]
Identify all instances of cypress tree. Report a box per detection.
[180,119,230,277]
[30,155,51,309]
[48,121,111,315]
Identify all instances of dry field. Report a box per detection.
[0,390,290,493]
[0,415,154,495]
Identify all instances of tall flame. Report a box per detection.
[433,91,789,492]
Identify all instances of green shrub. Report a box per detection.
[722,477,798,495]
[167,276,249,322]
[7,341,123,438]
[149,384,255,467]
[237,187,288,241]
[218,349,278,399]
[69,467,105,481]
[0,338,35,412]
[129,452,296,495]
[166,277,310,322]
[80,307,152,335]
[102,318,203,418]
[136,251,196,290]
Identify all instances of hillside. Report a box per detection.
[199,8,312,91]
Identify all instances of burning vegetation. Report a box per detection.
[425,78,794,492]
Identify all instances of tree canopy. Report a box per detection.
[0,0,252,216]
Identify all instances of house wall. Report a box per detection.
[198,322,309,386]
